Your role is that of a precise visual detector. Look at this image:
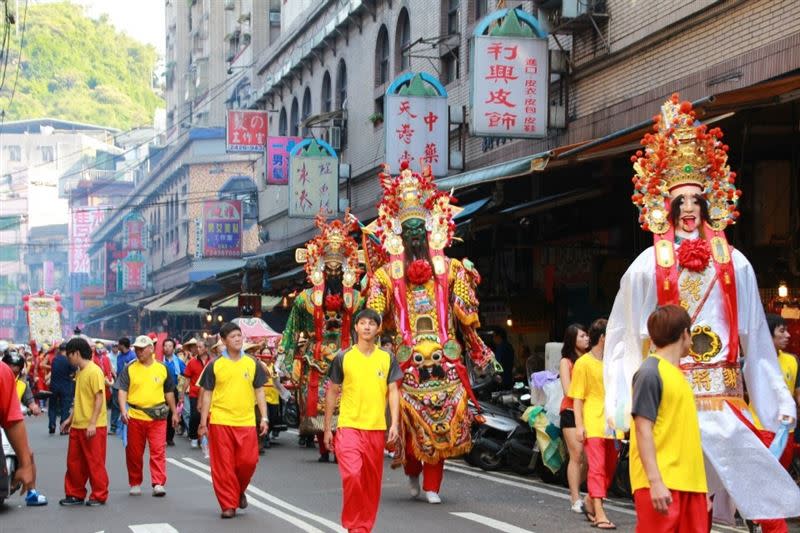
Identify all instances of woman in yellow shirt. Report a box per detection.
[569,318,616,530]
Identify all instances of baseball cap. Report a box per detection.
[132,335,154,349]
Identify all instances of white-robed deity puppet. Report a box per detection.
[604,95,800,523]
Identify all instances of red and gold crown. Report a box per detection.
[371,160,459,253]
[295,211,361,287]
[631,94,741,234]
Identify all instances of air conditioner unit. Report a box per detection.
[269,11,281,25]
[332,117,346,129]
[329,126,341,151]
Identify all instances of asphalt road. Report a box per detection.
[0,416,759,533]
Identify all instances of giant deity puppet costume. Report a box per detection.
[365,161,499,504]
[604,95,800,523]
[278,213,364,462]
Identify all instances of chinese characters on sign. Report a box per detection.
[266,136,302,185]
[123,213,147,251]
[69,207,107,274]
[203,200,243,257]
[121,251,147,292]
[385,93,448,176]
[471,35,549,138]
[226,110,269,152]
[289,148,339,218]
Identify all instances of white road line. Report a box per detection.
[451,512,536,533]
[180,456,346,533]
[128,525,179,533]
[444,463,636,516]
[166,458,327,533]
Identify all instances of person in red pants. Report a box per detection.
[569,318,617,529]
[630,305,708,533]
[198,322,269,519]
[58,336,109,506]
[117,335,179,498]
[324,309,402,533]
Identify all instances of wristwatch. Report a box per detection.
[261,417,269,424]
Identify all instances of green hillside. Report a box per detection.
[1,1,163,130]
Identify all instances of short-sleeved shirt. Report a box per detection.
[629,355,707,494]
[560,358,575,413]
[183,357,208,399]
[567,353,609,439]
[779,351,799,393]
[50,354,76,392]
[115,360,174,421]
[163,354,186,390]
[0,362,23,428]
[199,354,266,427]
[15,378,33,407]
[262,362,280,405]
[72,361,108,429]
[328,346,403,431]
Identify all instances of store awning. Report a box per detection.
[148,284,223,314]
[270,265,305,283]
[435,151,552,191]
[454,197,490,221]
[557,73,800,162]
[143,287,187,312]
[475,188,605,228]
[214,293,282,311]
[83,308,132,326]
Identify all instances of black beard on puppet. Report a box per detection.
[324,266,343,296]
[401,220,431,266]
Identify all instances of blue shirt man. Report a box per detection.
[162,339,186,389]
[115,337,136,376]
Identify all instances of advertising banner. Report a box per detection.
[288,140,338,218]
[202,200,243,257]
[266,136,302,185]
[69,207,107,274]
[226,110,269,152]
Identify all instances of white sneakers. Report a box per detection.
[570,499,585,513]
[408,476,420,498]
[152,485,166,497]
[190,439,198,449]
[129,485,141,496]
[424,491,441,504]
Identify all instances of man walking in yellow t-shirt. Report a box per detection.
[630,305,708,532]
[198,323,269,519]
[58,336,109,506]
[324,308,402,533]
[116,335,179,498]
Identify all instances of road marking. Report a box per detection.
[167,458,327,533]
[129,525,179,533]
[451,512,535,533]
[180,456,346,533]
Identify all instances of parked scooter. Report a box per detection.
[0,405,26,505]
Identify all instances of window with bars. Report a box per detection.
[396,9,411,73]
[376,25,390,86]
[321,71,332,113]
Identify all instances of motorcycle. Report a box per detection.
[0,405,27,505]
[467,383,541,476]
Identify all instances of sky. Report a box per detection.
[72,0,166,57]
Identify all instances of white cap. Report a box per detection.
[132,335,154,349]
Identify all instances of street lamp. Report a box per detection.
[217,314,224,323]
[778,282,789,299]
[206,312,213,323]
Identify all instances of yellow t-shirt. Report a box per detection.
[328,346,402,431]
[72,361,108,429]
[629,355,707,493]
[779,351,799,393]
[15,379,25,402]
[200,355,267,427]
[116,360,173,422]
[568,353,609,439]
[262,362,280,405]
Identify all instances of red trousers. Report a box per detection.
[403,435,444,493]
[634,488,708,532]
[208,424,259,511]
[65,427,109,502]
[335,428,385,533]
[585,437,617,499]
[755,520,788,533]
[126,418,167,487]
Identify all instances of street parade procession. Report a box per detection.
[2,1,800,533]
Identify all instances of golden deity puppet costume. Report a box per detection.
[365,161,498,495]
[278,213,364,446]
[604,95,799,523]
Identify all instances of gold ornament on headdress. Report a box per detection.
[295,211,361,288]
[631,94,741,234]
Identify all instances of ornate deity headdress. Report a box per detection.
[631,94,741,234]
[371,160,460,255]
[295,211,361,291]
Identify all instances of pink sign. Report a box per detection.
[226,110,269,152]
[266,136,301,185]
[470,35,549,138]
[69,207,107,274]
[0,305,15,321]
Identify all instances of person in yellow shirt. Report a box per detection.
[630,305,708,532]
[323,308,402,533]
[199,323,268,519]
[569,318,616,530]
[116,335,179,498]
[256,347,282,451]
[58,337,109,506]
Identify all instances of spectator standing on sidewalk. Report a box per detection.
[111,337,136,434]
[116,335,179,498]
[58,337,109,507]
[630,305,708,532]
[162,338,185,446]
[182,338,207,449]
[323,308,402,533]
[198,323,268,519]
[569,318,616,529]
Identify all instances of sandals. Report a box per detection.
[593,521,617,530]
[583,509,596,523]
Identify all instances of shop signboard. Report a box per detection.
[288,139,338,218]
[226,110,268,152]
[202,200,243,257]
[266,136,302,185]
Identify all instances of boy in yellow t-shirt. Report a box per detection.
[630,305,708,532]
[569,318,616,530]
[323,309,402,533]
[59,337,109,506]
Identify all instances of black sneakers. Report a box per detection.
[58,496,84,506]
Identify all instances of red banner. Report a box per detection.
[226,110,268,152]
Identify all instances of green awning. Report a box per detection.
[436,151,552,191]
[215,293,282,311]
